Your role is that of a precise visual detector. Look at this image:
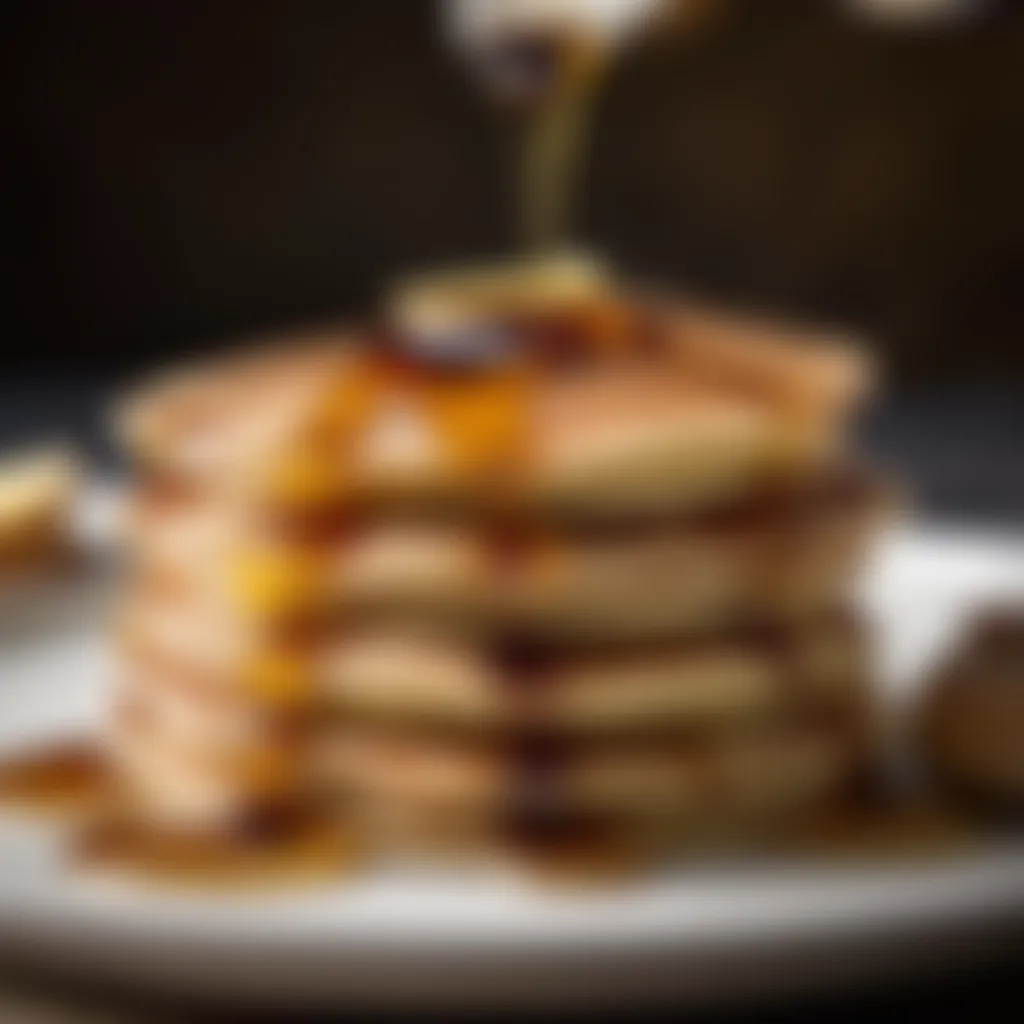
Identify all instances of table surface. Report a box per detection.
[0,377,1020,1020]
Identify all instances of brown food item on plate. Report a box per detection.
[915,605,1024,817]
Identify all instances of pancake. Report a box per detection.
[117,592,870,739]
[336,719,865,877]
[319,615,869,731]
[512,466,888,635]
[119,352,787,515]
[117,285,870,518]
[124,466,889,633]
[315,712,862,820]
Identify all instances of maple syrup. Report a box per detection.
[0,739,111,817]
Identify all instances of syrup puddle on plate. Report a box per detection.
[0,739,110,816]
[0,740,359,891]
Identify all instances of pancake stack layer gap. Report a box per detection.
[107,257,887,883]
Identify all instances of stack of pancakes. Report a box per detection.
[110,259,888,875]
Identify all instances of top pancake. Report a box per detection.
[117,261,873,519]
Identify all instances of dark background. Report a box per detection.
[4,0,1023,383]
[0,0,1022,519]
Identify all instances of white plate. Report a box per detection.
[0,509,1021,1010]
